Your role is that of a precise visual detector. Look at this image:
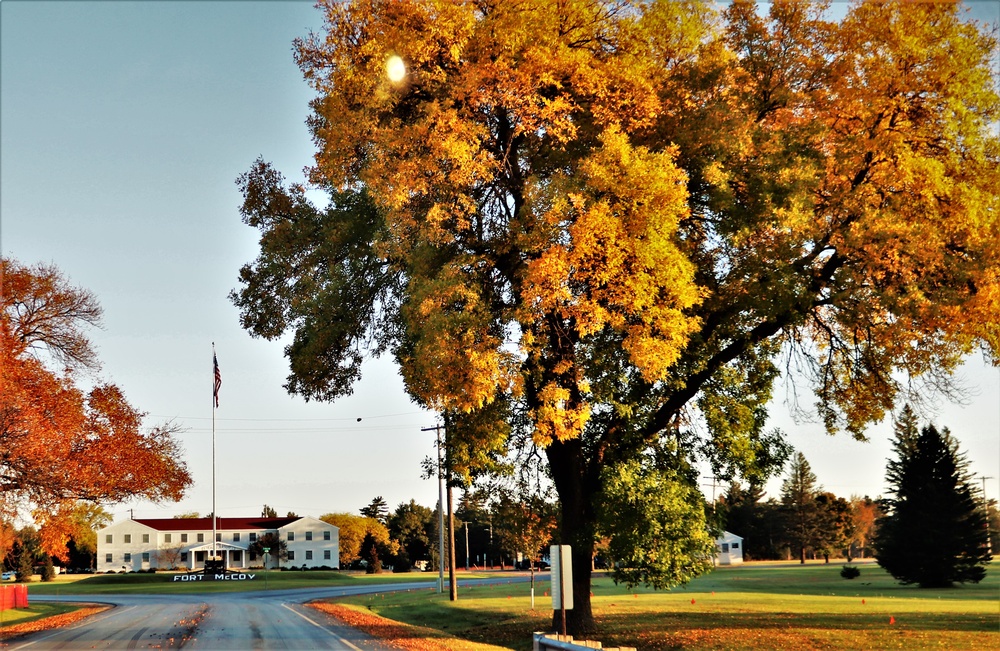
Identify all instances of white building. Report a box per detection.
[96,516,339,572]
[715,531,744,565]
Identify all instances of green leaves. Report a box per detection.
[597,459,715,590]
[232,160,402,402]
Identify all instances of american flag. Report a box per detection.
[213,352,222,408]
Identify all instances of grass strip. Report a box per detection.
[26,569,461,594]
[324,563,999,651]
[0,604,110,640]
[309,601,510,651]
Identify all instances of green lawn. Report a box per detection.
[25,569,477,595]
[326,561,1000,651]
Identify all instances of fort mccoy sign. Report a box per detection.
[173,572,257,582]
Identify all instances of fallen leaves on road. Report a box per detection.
[308,602,507,651]
[0,605,111,641]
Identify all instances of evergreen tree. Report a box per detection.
[387,500,434,566]
[814,492,854,562]
[359,533,382,574]
[41,554,55,581]
[780,452,823,563]
[15,541,34,582]
[876,411,990,587]
[720,482,787,561]
[360,496,389,524]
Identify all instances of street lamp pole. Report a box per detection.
[263,548,270,591]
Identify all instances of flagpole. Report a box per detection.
[212,343,218,568]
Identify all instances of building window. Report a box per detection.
[124,534,132,544]
[732,542,739,549]
[305,550,313,561]
[142,553,150,563]
[324,550,331,561]
[721,543,729,553]
[164,534,172,543]
[216,533,222,542]
[124,553,132,563]
[197,533,204,543]
[305,531,312,541]
[287,551,295,561]
[106,534,113,544]
[181,552,188,563]
[250,532,257,542]
[181,533,188,543]
[232,550,243,562]
[249,552,258,561]
[195,551,205,563]
[233,533,240,542]
[324,531,331,541]
[287,532,294,541]
[105,553,113,563]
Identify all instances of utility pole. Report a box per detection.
[422,424,446,594]
[444,414,457,601]
[702,475,721,566]
[464,520,470,571]
[977,475,993,554]
[447,472,457,600]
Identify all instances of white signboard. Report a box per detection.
[550,545,573,610]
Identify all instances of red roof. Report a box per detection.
[133,517,300,532]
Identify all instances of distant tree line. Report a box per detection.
[717,406,994,588]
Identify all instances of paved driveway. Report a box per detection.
[11,576,533,650]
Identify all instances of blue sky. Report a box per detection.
[2,1,998,524]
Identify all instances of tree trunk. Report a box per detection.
[546,438,597,636]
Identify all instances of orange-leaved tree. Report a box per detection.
[233,0,999,633]
[1,258,191,560]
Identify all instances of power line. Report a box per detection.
[149,411,424,422]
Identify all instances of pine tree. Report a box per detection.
[780,452,823,563]
[876,410,990,587]
[360,496,389,524]
[360,533,382,574]
[41,555,55,581]
[15,541,34,582]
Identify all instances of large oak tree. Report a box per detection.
[232,0,999,633]
[1,258,192,559]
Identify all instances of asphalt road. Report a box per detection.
[9,576,534,650]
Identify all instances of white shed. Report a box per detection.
[715,531,744,565]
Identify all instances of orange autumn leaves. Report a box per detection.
[298,0,705,444]
[1,259,191,559]
[291,0,999,450]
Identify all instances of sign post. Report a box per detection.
[550,545,573,635]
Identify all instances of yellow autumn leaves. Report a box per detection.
[520,126,700,380]
[296,0,1000,445]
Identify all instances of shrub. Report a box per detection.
[841,565,861,580]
